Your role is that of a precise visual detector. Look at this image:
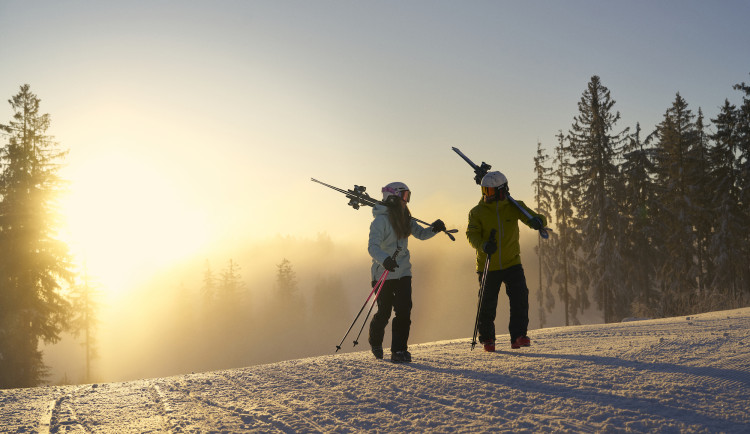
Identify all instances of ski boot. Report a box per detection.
[511,336,531,349]
[391,350,412,363]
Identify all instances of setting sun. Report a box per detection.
[60,148,211,296]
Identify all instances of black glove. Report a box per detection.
[383,256,399,272]
[431,219,446,233]
[528,216,544,230]
[482,239,497,256]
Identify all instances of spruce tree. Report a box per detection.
[732,76,750,297]
[551,131,586,325]
[0,85,73,388]
[691,109,713,296]
[69,269,101,383]
[620,123,658,316]
[567,76,629,323]
[532,142,555,328]
[708,100,744,303]
[647,93,702,316]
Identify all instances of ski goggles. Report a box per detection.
[382,187,411,203]
[482,185,507,199]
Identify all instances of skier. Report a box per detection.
[466,171,547,352]
[368,182,446,363]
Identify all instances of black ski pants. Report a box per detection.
[368,276,412,352]
[477,264,529,344]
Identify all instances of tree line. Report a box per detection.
[533,74,750,326]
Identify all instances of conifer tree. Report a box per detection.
[69,268,101,383]
[0,84,74,388]
[708,100,744,302]
[648,93,703,316]
[691,109,713,295]
[567,76,629,323]
[532,142,555,328]
[620,123,658,315]
[201,260,217,308]
[550,131,585,325]
[218,259,245,315]
[732,76,750,297]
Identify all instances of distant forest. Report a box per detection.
[532,75,750,327]
[2,74,749,388]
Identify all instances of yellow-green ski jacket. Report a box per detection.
[466,198,547,272]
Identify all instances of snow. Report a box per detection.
[2,308,749,433]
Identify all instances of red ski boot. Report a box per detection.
[511,336,531,349]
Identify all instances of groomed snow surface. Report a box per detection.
[2,307,749,433]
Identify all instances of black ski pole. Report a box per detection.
[353,248,401,347]
[335,270,388,352]
[471,229,496,350]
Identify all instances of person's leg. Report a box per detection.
[390,277,412,352]
[477,271,502,344]
[504,265,530,345]
[368,280,395,349]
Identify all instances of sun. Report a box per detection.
[59,149,212,297]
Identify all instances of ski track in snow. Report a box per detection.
[1,308,749,433]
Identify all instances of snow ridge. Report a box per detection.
[1,308,749,433]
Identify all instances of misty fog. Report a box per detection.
[43,228,589,385]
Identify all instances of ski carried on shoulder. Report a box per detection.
[311,178,459,241]
[451,147,551,239]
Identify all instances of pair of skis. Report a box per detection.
[310,178,459,241]
[452,147,551,239]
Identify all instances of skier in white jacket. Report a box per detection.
[367,181,445,363]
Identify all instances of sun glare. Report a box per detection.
[60,149,211,296]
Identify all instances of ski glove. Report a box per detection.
[528,216,544,230]
[481,239,497,256]
[431,219,446,233]
[383,256,399,272]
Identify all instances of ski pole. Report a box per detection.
[352,270,389,347]
[471,229,496,350]
[352,248,401,347]
[335,269,389,352]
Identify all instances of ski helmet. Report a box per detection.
[480,171,508,201]
[382,181,411,204]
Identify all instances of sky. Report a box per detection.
[3,307,749,431]
[2,1,750,294]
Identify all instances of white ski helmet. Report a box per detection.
[382,181,411,203]
[480,171,508,188]
[480,171,509,201]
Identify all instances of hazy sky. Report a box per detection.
[2,1,750,295]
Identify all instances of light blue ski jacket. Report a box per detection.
[368,204,436,281]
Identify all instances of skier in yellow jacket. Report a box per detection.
[466,171,547,351]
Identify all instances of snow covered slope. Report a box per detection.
[2,308,749,433]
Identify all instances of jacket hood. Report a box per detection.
[373,204,389,216]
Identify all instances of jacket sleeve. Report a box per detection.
[516,200,548,229]
[410,219,437,241]
[465,208,484,251]
[368,216,391,265]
